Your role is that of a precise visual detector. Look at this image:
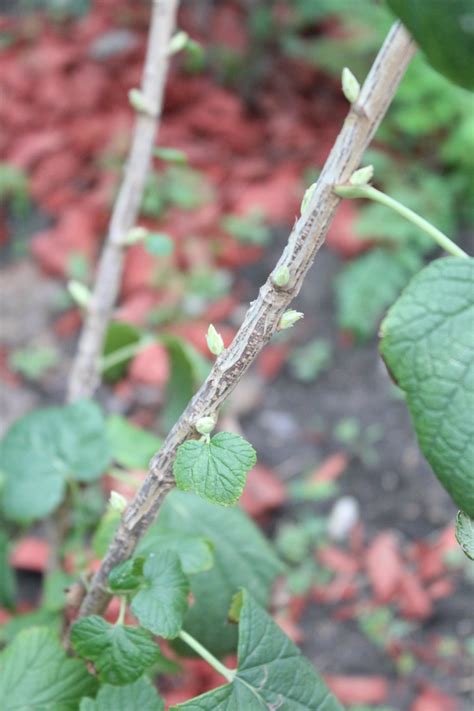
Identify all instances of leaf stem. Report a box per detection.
[334,184,468,258]
[178,630,236,683]
[99,336,153,373]
[116,596,127,626]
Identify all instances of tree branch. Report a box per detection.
[78,22,416,617]
[67,0,179,402]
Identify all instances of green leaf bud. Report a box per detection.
[196,416,216,436]
[342,67,360,104]
[123,225,148,245]
[109,490,127,514]
[349,165,374,186]
[206,324,224,356]
[67,280,91,309]
[279,309,304,330]
[128,88,153,114]
[169,30,189,55]
[272,265,290,287]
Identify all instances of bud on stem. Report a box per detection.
[206,324,224,356]
[341,67,360,104]
[272,265,290,287]
[279,309,304,330]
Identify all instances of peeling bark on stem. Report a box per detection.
[77,22,416,618]
[67,0,179,402]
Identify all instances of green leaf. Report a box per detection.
[0,627,96,710]
[0,400,110,522]
[172,590,342,710]
[102,321,141,382]
[143,491,283,658]
[380,257,474,516]
[335,247,421,341]
[131,551,189,638]
[92,507,121,558]
[144,233,174,257]
[9,346,59,380]
[0,531,16,609]
[173,432,256,506]
[107,415,162,470]
[162,336,210,431]
[139,533,214,575]
[108,557,145,592]
[71,616,161,685]
[455,510,474,560]
[387,0,474,91]
[43,571,76,612]
[0,609,61,645]
[80,677,164,711]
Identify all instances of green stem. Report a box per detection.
[334,184,468,259]
[178,630,236,683]
[99,336,153,373]
[115,596,127,626]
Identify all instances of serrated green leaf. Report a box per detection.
[0,609,61,645]
[108,556,145,592]
[387,0,474,91]
[139,533,214,575]
[144,491,282,658]
[102,321,141,382]
[0,627,96,710]
[173,432,257,506]
[380,257,474,516]
[0,400,110,522]
[172,590,342,710]
[80,676,164,711]
[131,551,189,638]
[455,510,474,560]
[107,415,162,470]
[71,615,161,685]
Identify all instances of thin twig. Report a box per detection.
[67,0,179,402]
[78,22,416,618]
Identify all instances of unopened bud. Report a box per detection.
[272,265,290,287]
[349,165,374,186]
[301,182,317,214]
[196,416,216,436]
[342,67,360,104]
[206,324,224,356]
[109,490,127,513]
[279,309,304,330]
[123,226,148,245]
[128,88,154,115]
[169,30,189,55]
[67,280,91,309]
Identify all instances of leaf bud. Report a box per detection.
[342,67,360,104]
[196,416,216,436]
[123,226,149,245]
[109,490,127,514]
[349,165,374,186]
[206,324,224,356]
[279,309,304,330]
[67,280,91,309]
[272,265,290,287]
[301,182,317,214]
[169,30,189,55]
[128,88,153,115]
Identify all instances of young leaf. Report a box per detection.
[131,551,189,638]
[455,511,474,561]
[380,257,474,516]
[71,615,162,685]
[108,557,145,593]
[0,400,110,522]
[387,0,474,90]
[80,676,164,711]
[139,533,214,575]
[173,432,256,506]
[0,627,97,710]
[107,415,162,470]
[144,491,283,658]
[172,590,342,710]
